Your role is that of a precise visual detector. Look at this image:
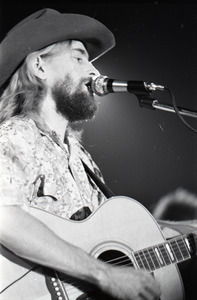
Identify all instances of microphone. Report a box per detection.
[91,75,165,96]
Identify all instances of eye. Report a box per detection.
[76,57,83,63]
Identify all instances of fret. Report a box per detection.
[154,247,164,266]
[168,242,179,263]
[176,238,190,259]
[134,243,173,271]
[147,248,159,270]
[169,240,183,262]
[134,252,147,269]
[158,245,171,265]
[175,240,184,260]
[187,233,197,256]
[165,243,175,262]
[148,248,161,269]
[143,250,155,271]
[133,232,197,273]
[138,251,152,271]
[168,234,196,262]
[185,237,192,253]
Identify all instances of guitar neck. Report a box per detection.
[133,231,197,272]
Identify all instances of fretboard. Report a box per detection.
[133,231,197,272]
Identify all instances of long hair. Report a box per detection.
[0,41,71,125]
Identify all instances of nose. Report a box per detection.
[88,62,100,77]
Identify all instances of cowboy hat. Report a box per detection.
[0,8,115,89]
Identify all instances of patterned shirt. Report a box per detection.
[0,116,106,219]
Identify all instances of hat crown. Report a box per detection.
[7,9,59,36]
[0,8,115,90]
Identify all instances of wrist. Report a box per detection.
[92,261,112,292]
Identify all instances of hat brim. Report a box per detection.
[0,9,115,89]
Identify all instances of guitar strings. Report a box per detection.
[61,233,197,299]
[62,233,197,295]
[2,233,195,298]
[60,255,133,298]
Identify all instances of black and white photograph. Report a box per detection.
[0,1,196,299]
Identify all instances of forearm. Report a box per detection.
[0,206,106,287]
[0,206,161,299]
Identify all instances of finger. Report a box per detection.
[138,290,160,300]
[143,285,161,300]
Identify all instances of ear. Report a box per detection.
[29,55,47,80]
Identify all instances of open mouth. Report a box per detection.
[85,81,94,95]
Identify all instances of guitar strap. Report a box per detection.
[44,161,116,299]
[81,160,115,199]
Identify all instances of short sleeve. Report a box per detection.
[0,120,38,208]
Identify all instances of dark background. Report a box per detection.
[1,0,197,213]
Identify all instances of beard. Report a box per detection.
[51,75,98,122]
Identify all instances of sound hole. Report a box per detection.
[98,249,133,267]
[97,251,161,300]
[76,250,133,300]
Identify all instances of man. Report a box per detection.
[0,8,168,300]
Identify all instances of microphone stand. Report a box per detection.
[152,100,197,119]
[137,95,197,119]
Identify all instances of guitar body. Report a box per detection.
[0,196,185,300]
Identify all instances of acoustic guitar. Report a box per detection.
[0,196,196,300]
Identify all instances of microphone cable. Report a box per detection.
[165,87,197,133]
